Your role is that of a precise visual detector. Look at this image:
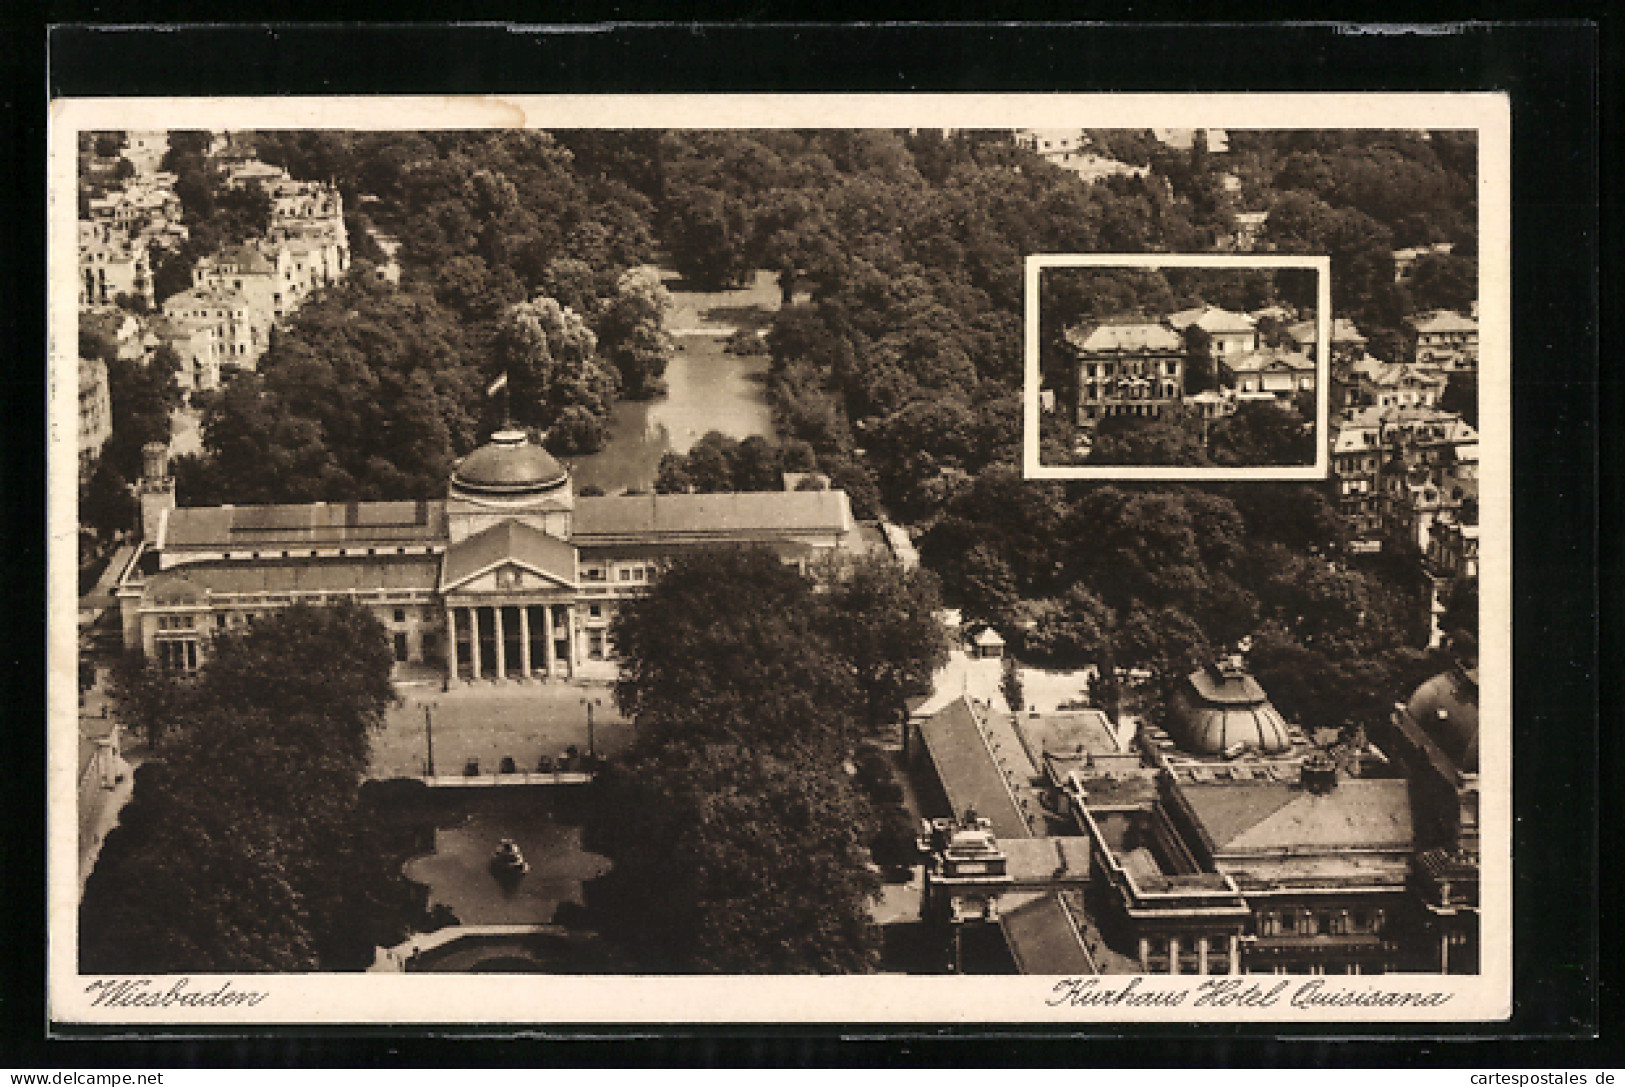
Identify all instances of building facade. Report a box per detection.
[1226,348,1316,399]
[114,431,876,679]
[78,357,113,481]
[1409,310,1479,369]
[78,231,152,309]
[915,656,1477,975]
[1170,305,1258,358]
[1068,319,1186,426]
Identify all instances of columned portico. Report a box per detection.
[446,599,578,682]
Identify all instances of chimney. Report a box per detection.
[1300,751,1338,794]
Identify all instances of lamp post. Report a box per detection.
[424,702,436,778]
[581,696,602,762]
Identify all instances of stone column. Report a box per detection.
[566,606,577,676]
[494,605,506,678]
[542,602,556,676]
[1197,936,1210,976]
[519,605,532,677]
[468,607,482,679]
[445,606,459,681]
[1440,932,1450,974]
[1228,934,1241,975]
[1138,937,1150,974]
[1168,936,1181,975]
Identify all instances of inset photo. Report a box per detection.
[1024,254,1330,479]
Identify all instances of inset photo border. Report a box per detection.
[1023,253,1330,481]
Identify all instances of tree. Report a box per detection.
[611,549,862,763]
[596,266,674,398]
[1439,575,1478,646]
[98,346,180,482]
[1208,400,1315,467]
[79,457,137,544]
[495,293,619,436]
[1183,325,1217,394]
[1407,252,1477,314]
[664,184,753,290]
[1089,413,1210,467]
[82,604,417,973]
[1439,370,1479,429]
[821,557,949,729]
[585,744,881,973]
[1021,583,1117,669]
[191,601,395,742]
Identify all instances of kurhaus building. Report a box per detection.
[114,431,874,679]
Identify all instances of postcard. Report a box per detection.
[50,92,1510,1026]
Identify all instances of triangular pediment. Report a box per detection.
[439,518,578,593]
[453,560,574,595]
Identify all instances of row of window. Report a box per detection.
[580,564,653,584]
[1083,360,1181,379]
[1257,908,1385,938]
[1082,382,1181,401]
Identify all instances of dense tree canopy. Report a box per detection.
[586,745,881,973]
[82,604,421,972]
[590,548,946,971]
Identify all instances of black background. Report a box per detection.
[2,17,1611,1069]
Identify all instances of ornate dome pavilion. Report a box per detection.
[1404,665,1478,773]
[1166,658,1293,756]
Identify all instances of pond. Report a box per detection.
[565,269,783,495]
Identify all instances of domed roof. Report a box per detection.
[450,430,569,497]
[1168,663,1293,756]
[1406,666,1478,772]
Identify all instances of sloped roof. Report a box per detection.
[1182,779,1414,854]
[164,500,447,551]
[440,519,577,590]
[1410,310,1477,334]
[1406,667,1478,773]
[917,696,1031,840]
[1067,320,1183,354]
[1190,306,1257,335]
[1288,317,1366,346]
[209,243,276,274]
[573,490,853,542]
[1226,348,1314,374]
[1000,892,1093,974]
[142,556,440,602]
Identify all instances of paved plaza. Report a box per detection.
[371,668,634,780]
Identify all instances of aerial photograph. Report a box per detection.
[1036,262,1325,469]
[70,124,1482,982]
